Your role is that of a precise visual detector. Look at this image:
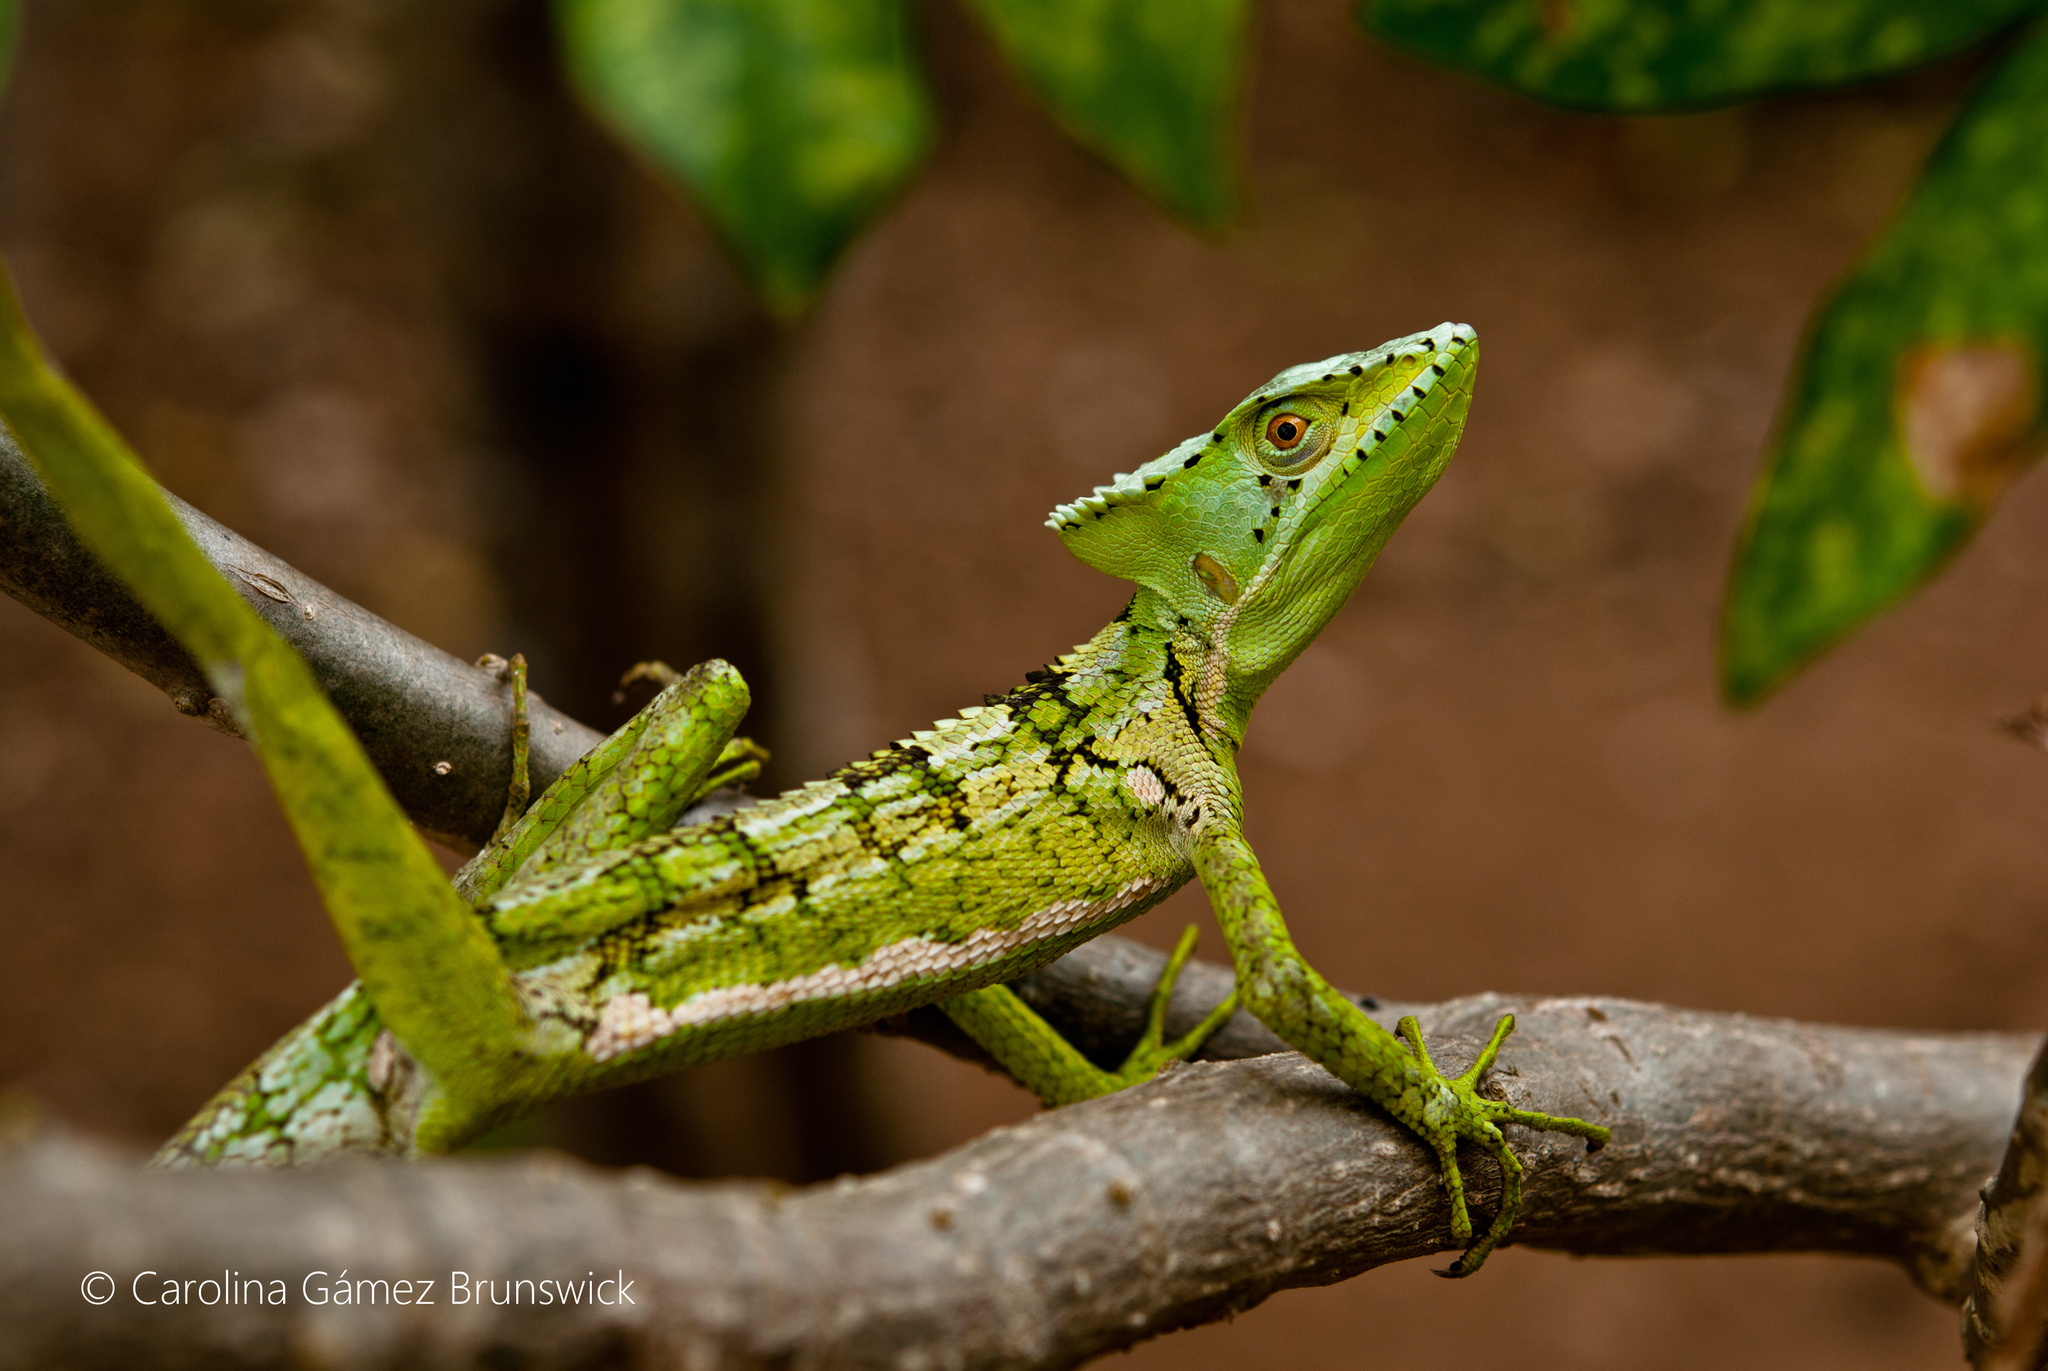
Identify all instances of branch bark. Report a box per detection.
[2,995,2027,1371]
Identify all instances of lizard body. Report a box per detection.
[159,323,1607,1274]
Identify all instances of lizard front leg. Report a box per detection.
[940,925,1238,1106]
[1192,823,1609,1276]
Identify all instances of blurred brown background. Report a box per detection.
[5,1,2048,1365]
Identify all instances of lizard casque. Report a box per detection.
[159,322,1609,1275]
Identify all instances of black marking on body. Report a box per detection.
[584,599,1212,981]
[1159,647,1207,742]
[1057,734,1124,790]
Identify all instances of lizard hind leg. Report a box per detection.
[940,926,1239,1107]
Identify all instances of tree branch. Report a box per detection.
[0,428,599,849]
[1966,1032,2048,1368]
[2,998,2027,1371]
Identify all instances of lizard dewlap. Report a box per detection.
[159,323,1608,1277]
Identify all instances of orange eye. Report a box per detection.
[1265,412,1309,450]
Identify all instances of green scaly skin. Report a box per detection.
[156,323,1607,1275]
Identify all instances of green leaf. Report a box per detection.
[963,0,1250,227]
[0,259,530,1114]
[1358,0,2043,111]
[556,0,933,316]
[1722,21,2048,704]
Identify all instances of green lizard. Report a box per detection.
[157,322,1607,1275]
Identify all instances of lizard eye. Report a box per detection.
[1265,413,1309,450]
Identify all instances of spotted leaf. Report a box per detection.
[1721,21,2048,704]
[1357,0,2041,111]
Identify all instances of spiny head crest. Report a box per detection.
[1047,323,1478,688]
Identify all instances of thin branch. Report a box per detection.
[2,999,2028,1371]
[0,427,600,849]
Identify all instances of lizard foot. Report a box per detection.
[614,659,685,701]
[477,651,531,842]
[1100,925,1239,1092]
[1395,1012,1610,1278]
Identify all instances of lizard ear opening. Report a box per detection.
[1191,552,1239,603]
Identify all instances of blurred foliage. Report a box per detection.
[556,0,935,316]
[1356,0,2040,110]
[1723,22,2048,702]
[0,259,521,1087]
[557,0,1249,309]
[964,0,1249,226]
[551,0,2048,706]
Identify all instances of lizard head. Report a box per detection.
[1047,323,1476,721]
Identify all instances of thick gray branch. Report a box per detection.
[0,428,600,849]
[2,998,2028,1371]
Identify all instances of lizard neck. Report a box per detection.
[1120,587,1251,758]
